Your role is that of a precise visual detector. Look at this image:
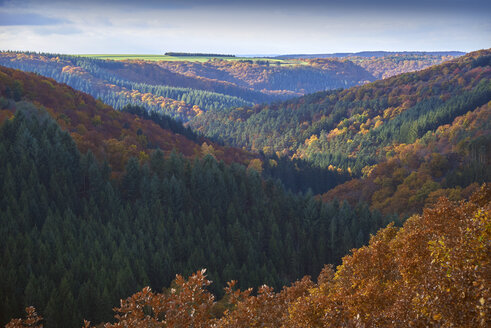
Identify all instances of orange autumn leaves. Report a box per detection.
[8,185,490,327]
[5,307,43,328]
[296,185,489,327]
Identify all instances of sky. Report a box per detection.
[0,0,490,55]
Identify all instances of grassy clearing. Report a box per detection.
[77,54,293,64]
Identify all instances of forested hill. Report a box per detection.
[0,52,374,121]
[7,183,490,327]
[154,58,374,95]
[276,52,463,79]
[323,99,490,216]
[348,53,462,79]
[190,49,491,215]
[0,65,257,172]
[0,51,458,123]
[0,52,259,121]
[0,68,395,327]
[275,50,465,59]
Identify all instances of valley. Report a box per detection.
[0,34,489,328]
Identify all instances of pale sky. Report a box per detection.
[0,0,490,54]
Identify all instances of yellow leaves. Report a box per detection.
[138,151,149,162]
[327,127,346,139]
[141,92,153,102]
[433,313,442,321]
[91,114,102,126]
[201,142,216,159]
[304,134,318,146]
[247,158,263,173]
[268,159,278,167]
[192,105,203,116]
[373,119,383,129]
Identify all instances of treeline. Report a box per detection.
[274,51,464,59]
[165,52,236,57]
[0,108,395,328]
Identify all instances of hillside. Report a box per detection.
[323,100,490,216]
[349,53,461,79]
[0,53,259,121]
[0,52,375,122]
[190,49,491,215]
[0,65,256,172]
[0,51,457,124]
[275,50,465,59]
[278,52,463,80]
[155,58,374,95]
[8,185,490,327]
[0,82,394,327]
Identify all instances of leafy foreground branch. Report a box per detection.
[7,185,490,328]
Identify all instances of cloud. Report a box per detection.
[0,0,489,54]
[33,26,82,35]
[4,0,491,13]
[0,12,69,26]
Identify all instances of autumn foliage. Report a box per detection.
[0,65,257,174]
[8,185,489,327]
[5,307,42,328]
[323,101,490,216]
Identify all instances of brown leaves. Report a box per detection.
[5,307,43,328]
[101,269,215,328]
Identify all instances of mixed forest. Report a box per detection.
[0,65,395,327]
[8,184,489,328]
[0,48,489,327]
[0,51,458,122]
[192,49,491,215]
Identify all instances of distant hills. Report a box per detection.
[0,49,486,215]
[275,51,466,59]
[164,52,236,57]
[0,51,459,122]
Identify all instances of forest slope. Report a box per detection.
[0,65,256,172]
[0,90,393,327]
[0,51,458,122]
[0,52,373,121]
[190,49,491,214]
[323,100,490,216]
[7,185,489,327]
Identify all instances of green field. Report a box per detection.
[78,54,289,63]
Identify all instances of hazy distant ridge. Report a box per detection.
[275,51,466,59]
